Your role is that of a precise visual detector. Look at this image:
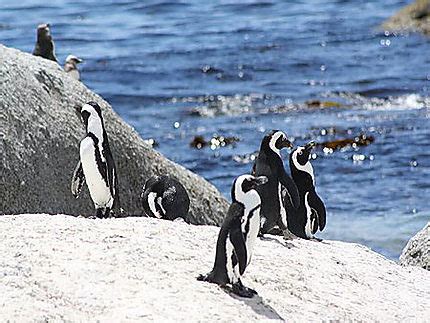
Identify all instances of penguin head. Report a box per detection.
[261,130,293,157]
[36,23,52,42]
[65,55,83,66]
[76,101,104,132]
[290,141,316,183]
[232,174,268,206]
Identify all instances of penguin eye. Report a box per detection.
[298,151,303,156]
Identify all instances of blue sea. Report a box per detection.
[1,0,429,259]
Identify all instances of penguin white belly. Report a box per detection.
[304,192,313,238]
[80,137,112,208]
[278,183,287,227]
[225,235,240,284]
[243,207,260,266]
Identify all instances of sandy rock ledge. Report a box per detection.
[1,214,429,322]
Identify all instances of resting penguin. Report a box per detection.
[198,174,268,298]
[64,55,83,80]
[288,141,326,239]
[141,175,190,221]
[71,102,119,218]
[33,23,57,62]
[253,130,300,238]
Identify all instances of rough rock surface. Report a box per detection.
[1,214,429,322]
[0,44,228,224]
[400,221,430,271]
[382,0,430,35]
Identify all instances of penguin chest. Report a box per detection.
[80,137,112,207]
[242,206,260,265]
[304,192,314,238]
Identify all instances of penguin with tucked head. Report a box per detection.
[33,23,57,62]
[288,141,326,239]
[141,175,190,221]
[71,102,119,218]
[198,174,268,298]
[253,130,300,238]
[64,55,83,80]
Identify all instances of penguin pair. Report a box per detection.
[33,24,83,80]
[253,130,326,240]
[71,101,190,220]
[198,174,267,298]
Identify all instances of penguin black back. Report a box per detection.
[33,24,57,62]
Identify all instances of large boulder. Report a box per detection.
[0,44,229,224]
[382,0,430,35]
[1,214,430,321]
[400,222,430,270]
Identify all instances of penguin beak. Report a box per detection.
[305,140,316,151]
[280,137,294,149]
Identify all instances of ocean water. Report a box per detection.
[1,0,429,259]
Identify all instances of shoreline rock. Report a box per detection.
[382,0,430,35]
[1,214,429,321]
[0,44,229,224]
[400,221,430,271]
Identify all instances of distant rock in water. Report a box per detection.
[0,44,228,225]
[400,222,430,271]
[318,134,375,151]
[382,0,430,35]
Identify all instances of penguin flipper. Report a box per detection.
[229,225,248,275]
[277,160,300,209]
[71,161,85,198]
[309,191,326,231]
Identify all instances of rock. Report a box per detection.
[0,44,228,225]
[382,0,430,35]
[318,133,375,151]
[305,100,343,109]
[1,214,430,321]
[400,222,430,271]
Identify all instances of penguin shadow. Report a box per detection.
[259,235,296,249]
[221,287,284,320]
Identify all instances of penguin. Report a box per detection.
[140,175,190,221]
[32,23,57,62]
[288,141,326,239]
[64,55,83,80]
[198,174,268,298]
[71,102,119,218]
[252,130,300,238]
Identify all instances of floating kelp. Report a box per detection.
[305,100,343,109]
[318,134,375,151]
[190,135,240,150]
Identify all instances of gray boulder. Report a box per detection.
[0,44,229,224]
[381,0,430,35]
[400,222,430,271]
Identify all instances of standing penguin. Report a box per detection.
[64,55,83,80]
[141,175,190,221]
[253,130,300,237]
[32,23,57,62]
[288,141,326,239]
[198,174,268,298]
[71,102,119,218]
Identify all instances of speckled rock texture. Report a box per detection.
[382,0,430,35]
[0,44,229,224]
[1,214,430,322]
[400,221,430,271]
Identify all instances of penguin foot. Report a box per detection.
[283,229,298,241]
[310,237,323,242]
[95,208,104,219]
[232,282,257,298]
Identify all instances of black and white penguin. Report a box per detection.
[253,130,300,237]
[288,141,326,239]
[140,175,190,221]
[71,102,119,218]
[198,174,268,298]
[32,23,57,62]
[64,55,83,80]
